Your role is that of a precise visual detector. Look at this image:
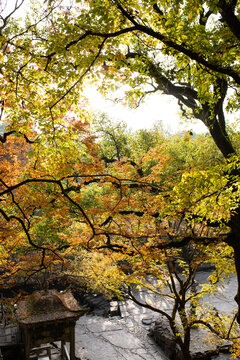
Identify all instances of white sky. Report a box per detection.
[84,87,208,134]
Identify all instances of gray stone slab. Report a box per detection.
[136,347,157,358]
[75,325,87,337]
[117,347,147,360]
[102,329,142,349]
[195,272,237,313]
[212,355,235,360]
[75,333,119,360]
[136,347,166,360]
[120,317,135,325]
[77,316,123,333]
[74,272,238,360]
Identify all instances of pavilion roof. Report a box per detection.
[16,289,87,325]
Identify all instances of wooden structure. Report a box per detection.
[16,290,87,360]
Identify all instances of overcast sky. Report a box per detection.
[84,87,208,134]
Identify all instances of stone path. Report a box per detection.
[74,271,238,360]
[75,315,168,360]
[75,276,170,360]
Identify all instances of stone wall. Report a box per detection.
[0,324,22,346]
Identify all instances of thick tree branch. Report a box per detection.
[125,51,236,158]
[128,285,172,321]
[110,0,240,85]
[0,131,35,144]
[199,9,212,26]
[217,0,240,41]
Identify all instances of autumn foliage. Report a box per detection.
[1,0,240,358]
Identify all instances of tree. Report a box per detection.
[45,0,240,322]
[67,118,240,359]
[1,0,240,348]
[0,0,106,287]
[0,117,104,288]
[69,214,238,360]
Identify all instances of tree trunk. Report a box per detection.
[207,118,236,159]
[229,212,240,323]
[233,242,240,323]
[207,119,240,323]
[178,343,192,360]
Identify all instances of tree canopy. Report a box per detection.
[1,1,240,357]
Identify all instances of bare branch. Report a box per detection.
[128,285,172,321]
[0,0,24,34]
[0,130,35,143]
[49,38,107,111]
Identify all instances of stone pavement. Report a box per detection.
[75,314,168,360]
[74,271,238,360]
[75,276,170,360]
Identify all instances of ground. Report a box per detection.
[74,271,237,360]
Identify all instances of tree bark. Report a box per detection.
[207,117,236,158]
[228,213,240,322]
[178,344,192,360]
[209,121,240,323]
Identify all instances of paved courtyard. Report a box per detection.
[75,314,167,360]
[74,271,238,360]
